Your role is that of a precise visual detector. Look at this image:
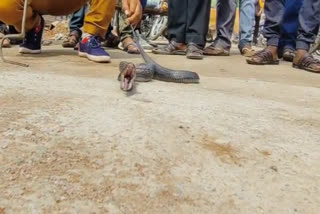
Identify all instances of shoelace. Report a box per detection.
[88,36,101,48]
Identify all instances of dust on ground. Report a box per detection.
[0,45,320,213]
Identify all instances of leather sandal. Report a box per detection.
[293,54,320,73]
[282,49,295,62]
[152,41,186,55]
[240,45,255,57]
[246,49,280,65]
[186,43,203,60]
[204,44,230,56]
[62,31,80,48]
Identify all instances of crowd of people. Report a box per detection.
[0,0,319,73]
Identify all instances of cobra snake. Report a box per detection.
[118,27,200,91]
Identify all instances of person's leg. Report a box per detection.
[263,0,285,48]
[79,0,116,62]
[0,0,116,62]
[296,0,320,51]
[167,0,187,44]
[204,0,237,56]
[278,0,303,62]
[185,0,211,47]
[238,0,255,54]
[0,21,11,48]
[293,0,320,73]
[184,0,211,60]
[279,0,303,52]
[247,0,285,65]
[153,0,187,55]
[215,0,237,49]
[69,5,88,33]
[117,10,140,54]
[253,15,261,44]
[63,5,88,48]
[0,0,42,32]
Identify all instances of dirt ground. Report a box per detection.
[0,45,320,214]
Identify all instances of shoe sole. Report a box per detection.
[293,64,320,73]
[19,47,41,54]
[203,52,230,56]
[152,49,186,55]
[246,59,280,65]
[79,51,111,63]
[187,55,203,60]
[283,55,294,62]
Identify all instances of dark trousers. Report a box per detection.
[215,0,237,49]
[264,0,320,50]
[168,0,211,47]
[253,15,261,43]
[278,0,304,51]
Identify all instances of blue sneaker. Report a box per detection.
[19,16,44,54]
[79,36,111,62]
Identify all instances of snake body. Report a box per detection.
[118,28,200,91]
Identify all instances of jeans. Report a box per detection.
[264,0,320,50]
[69,5,88,34]
[215,0,255,50]
[278,0,304,51]
[239,0,255,50]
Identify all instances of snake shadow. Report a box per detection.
[125,82,141,97]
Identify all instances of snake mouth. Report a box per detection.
[121,63,136,91]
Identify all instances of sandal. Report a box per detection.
[246,49,280,65]
[293,54,320,73]
[282,49,295,62]
[152,41,186,55]
[62,31,80,48]
[203,44,230,56]
[119,41,140,54]
[241,45,255,57]
[186,43,203,60]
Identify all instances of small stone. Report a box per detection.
[270,166,278,172]
[1,144,8,149]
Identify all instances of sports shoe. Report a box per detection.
[19,16,44,54]
[79,36,111,63]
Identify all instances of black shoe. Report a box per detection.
[19,16,44,54]
[186,43,203,60]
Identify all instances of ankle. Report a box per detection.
[175,43,186,50]
[293,49,308,63]
[295,49,307,57]
[265,46,278,59]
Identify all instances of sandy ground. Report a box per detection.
[0,46,320,214]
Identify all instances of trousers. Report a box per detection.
[0,0,116,38]
[264,0,320,50]
[167,0,211,46]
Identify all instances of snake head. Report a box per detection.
[118,61,137,91]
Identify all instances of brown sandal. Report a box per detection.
[152,41,186,55]
[246,49,280,65]
[293,54,320,73]
[241,45,255,57]
[204,43,230,56]
[62,31,80,48]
